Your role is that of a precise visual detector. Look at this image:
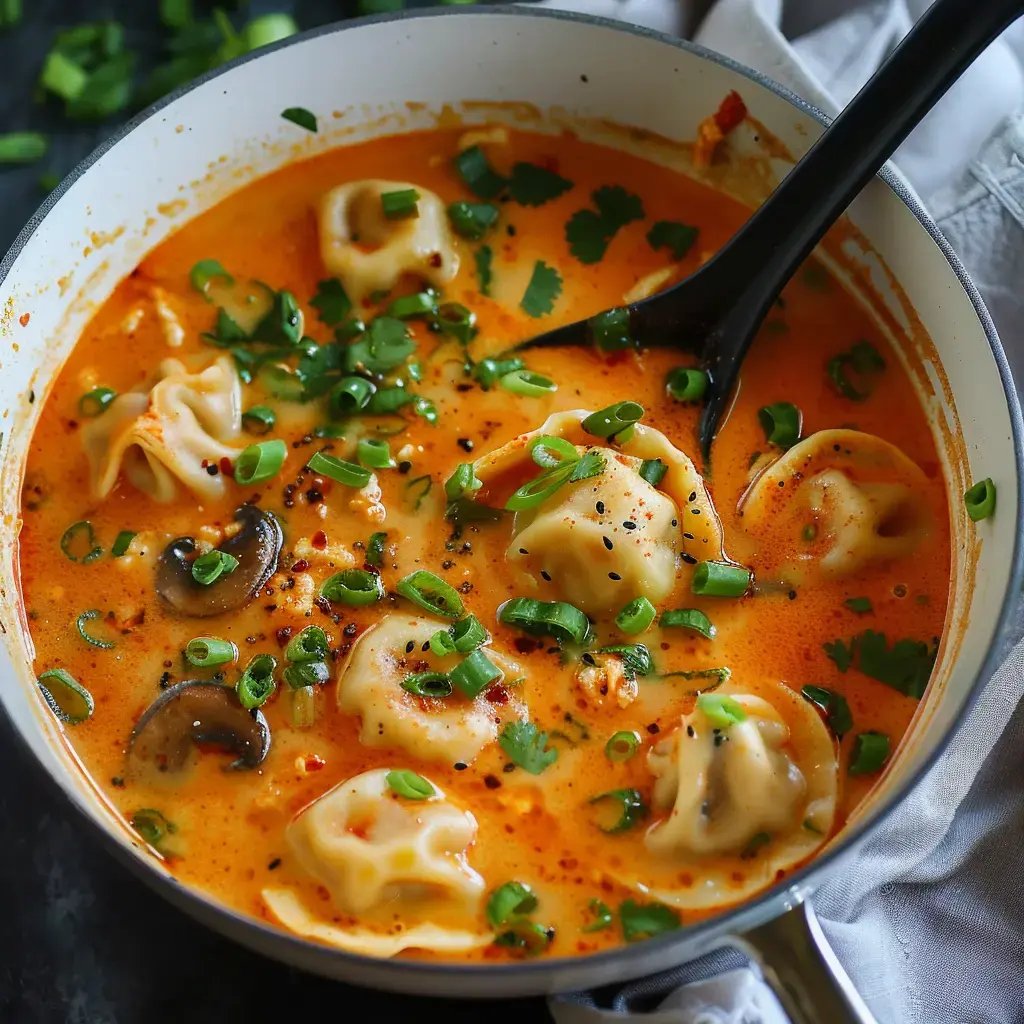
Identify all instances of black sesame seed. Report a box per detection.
[541,570,552,581]
[503,762,517,773]
[205,464,219,476]
[671,519,679,527]
[683,532,695,540]
[608,572,622,581]
[519,547,529,555]
[268,858,281,870]
[507,224,516,236]
[691,508,701,515]
[454,762,468,771]
[422,640,431,651]
[788,590,797,600]
[682,553,697,565]
[688,491,697,502]
[596,500,606,514]
[405,640,416,654]
[484,774,501,789]
[686,725,695,738]
[603,536,613,550]
[622,521,636,530]
[457,437,475,452]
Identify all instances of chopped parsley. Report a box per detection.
[475,245,493,297]
[309,278,351,326]
[565,185,644,264]
[498,720,558,775]
[281,106,317,132]
[507,161,573,206]
[520,260,562,317]
[824,629,937,699]
[646,220,698,260]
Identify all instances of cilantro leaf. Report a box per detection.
[646,220,699,260]
[507,162,573,206]
[565,185,644,264]
[824,638,854,673]
[568,449,605,482]
[845,597,873,614]
[499,720,558,775]
[309,278,351,326]
[857,630,936,699]
[800,684,853,739]
[475,245,493,297]
[520,260,562,318]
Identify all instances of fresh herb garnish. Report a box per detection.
[845,597,873,614]
[344,316,415,374]
[618,899,680,942]
[385,769,435,800]
[448,200,500,240]
[520,260,562,317]
[646,220,698,260]
[507,161,573,206]
[310,278,351,325]
[475,245,493,297]
[565,185,644,264]
[800,684,853,739]
[453,144,506,199]
[582,898,614,932]
[828,341,885,401]
[498,720,558,775]
[0,132,47,164]
[281,106,317,132]
[588,788,648,833]
[824,630,937,698]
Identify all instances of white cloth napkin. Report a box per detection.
[527,2,1024,1022]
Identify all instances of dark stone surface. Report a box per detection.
[0,3,550,1021]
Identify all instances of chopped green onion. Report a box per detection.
[242,405,275,435]
[111,530,135,557]
[454,145,506,199]
[758,402,802,449]
[40,51,87,103]
[307,450,372,488]
[493,920,553,955]
[290,685,317,728]
[660,608,716,640]
[0,131,48,164]
[691,560,752,598]
[598,643,654,678]
[329,376,376,417]
[252,290,302,347]
[476,244,493,296]
[666,367,708,403]
[590,307,633,351]
[78,387,116,417]
[386,768,435,799]
[500,369,557,397]
[388,291,436,319]
[487,881,538,927]
[60,521,103,563]
[582,401,644,440]
[367,531,388,567]
[381,188,420,220]
[445,462,482,501]
[185,636,237,668]
[429,629,457,657]
[259,363,304,402]
[448,200,499,240]
[827,341,885,401]
[357,438,396,470]
[696,692,747,728]
[529,435,578,469]
[130,808,175,848]
[320,568,385,606]
[401,672,453,698]
[415,396,438,425]
[583,898,614,932]
[345,316,416,375]
[800,684,853,739]
[234,439,287,485]
[75,609,114,650]
[283,660,331,690]
[395,570,464,619]
[848,731,890,775]
[236,654,277,710]
[285,625,329,664]
[619,899,681,942]
[741,833,771,860]
[615,596,657,635]
[437,302,477,346]
[965,478,996,522]
[0,0,20,27]
[605,730,641,762]
[189,258,233,298]
[505,463,574,511]
[37,668,94,724]
[334,317,366,342]
[191,549,239,586]
[499,597,589,644]
[451,615,488,653]
[589,788,648,833]
[449,649,502,699]
[473,356,523,390]
[281,106,317,132]
[638,459,667,487]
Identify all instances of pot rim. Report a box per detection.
[3,3,1022,984]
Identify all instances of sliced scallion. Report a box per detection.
[236,654,277,710]
[242,405,275,435]
[283,660,331,690]
[357,438,396,470]
[666,367,708,403]
[638,459,667,487]
[451,614,488,653]
[453,145,506,199]
[367,531,388,567]
[696,692,747,728]
[320,568,384,606]
[189,258,233,298]
[582,401,644,440]
[429,629,457,657]
[583,898,614,932]
[395,570,464,619]
[660,608,716,640]
[590,307,633,351]
[848,731,890,775]
[800,684,853,739]
[386,768,435,799]
[0,131,47,164]
[445,462,482,501]
[329,376,376,417]
[965,478,996,522]
[60,520,103,563]
[388,291,436,319]
[290,685,317,728]
[37,668,94,724]
[401,672,453,698]
[615,596,657,635]
[473,356,523,390]
[281,106,317,132]
[529,435,578,470]
[381,188,420,220]
[691,560,751,598]
[234,439,287,485]
[437,302,476,346]
[78,386,116,417]
[449,649,502,699]
[447,200,499,240]
[500,369,557,397]
[487,881,538,927]
[185,636,237,668]
[307,450,372,488]
[758,402,802,449]
[111,530,135,557]
[605,730,641,762]
[130,808,175,848]
[498,597,589,644]
[588,788,648,833]
[191,549,239,586]
[76,609,114,650]
[285,625,329,664]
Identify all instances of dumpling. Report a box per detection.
[740,429,930,579]
[636,679,837,910]
[285,769,485,914]
[81,355,243,503]
[318,180,459,304]
[473,410,723,618]
[337,613,525,764]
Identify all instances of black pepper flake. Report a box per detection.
[343,623,358,637]
[268,858,281,871]
[484,774,501,789]
[158,671,171,688]
[456,383,473,392]
[778,480,785,488]
[788,590,797,601]
[608,572,622,580]
[646,723,660,734]
[163,660,172,668]
[503,762,517,773]
[111,776,125,788]
[833,444,841,452]
[603,536,613,550]
[457,437,475,452]
[622,521,636,530]
[596,500,606,514]
[398,461,412,474]
[458,581,473,593]
[714,734,725,747]
[541,570,552,581]
[405,640,416,654]
[686,725,695,738]
[506,224,516,236]
[681,553,697,565]
[442,559,455,569]
[306,488,324,504]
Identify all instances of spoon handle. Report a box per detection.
[692,0,1023,453]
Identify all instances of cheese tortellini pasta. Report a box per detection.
[473,410,723,618]
[741,429,931,579]
[81,355,244,503]
[337,614,525,764]
[318,179,459,303]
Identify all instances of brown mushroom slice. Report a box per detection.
[155,504,282,617]
[128,680,270,772]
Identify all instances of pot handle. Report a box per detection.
[730,900,877,1024]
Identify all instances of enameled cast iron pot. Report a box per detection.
[1,8,1021,1021]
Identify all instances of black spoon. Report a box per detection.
[513,0,1023,461]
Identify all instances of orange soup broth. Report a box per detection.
[19,126,950,959]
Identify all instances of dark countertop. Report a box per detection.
[0,3,549,1020]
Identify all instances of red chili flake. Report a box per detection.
[428,252,443,269]
[290,559,310,573]
[219,456,235,478]
[485,684,509,705]
[275,626,293,648]
[304,755,326,772]
[18,313,30,327]
[201,459,208,468]
[714,90,748,134]
[311,530,327,550]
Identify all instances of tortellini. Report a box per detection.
[637,680,837,910]
[337,614,524,764]
[473,411,723,618]
[81,355,243,503]
[318,180,459,303]
[741,429,930,579]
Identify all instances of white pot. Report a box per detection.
[0,7,1020,1014]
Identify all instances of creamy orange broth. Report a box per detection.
[19,124,949,960]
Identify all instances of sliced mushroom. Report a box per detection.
[128,680,270,772]
[155,504,282,617]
